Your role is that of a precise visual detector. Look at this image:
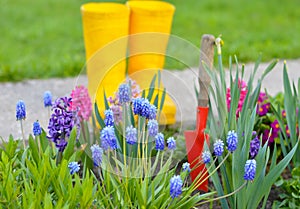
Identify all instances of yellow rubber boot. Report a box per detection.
[126,1,176,125]
[81,3,129,114]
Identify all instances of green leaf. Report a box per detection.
[103,90,110,110]
[94,102,105,128]
[40,129,49,152]
[147,74,157,101]
[63,128,77,160]
[43,193,53,209]
[248,141,299,207]
[28,134,40,164]
[159,88,166,113]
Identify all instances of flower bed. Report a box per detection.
[0,39,299,208]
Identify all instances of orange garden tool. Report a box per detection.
[184,34,215,191]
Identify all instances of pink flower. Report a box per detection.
[226,79,248,117]
[262,129,276,145]
[282,110,286,118]
[285,125,291,137]
[70,85,92,122]
[256,92,270,116]
[271,120,280,133]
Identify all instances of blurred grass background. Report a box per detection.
[1,0,299,82]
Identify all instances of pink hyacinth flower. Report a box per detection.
[226,79,248,117]
[70,85,92,122]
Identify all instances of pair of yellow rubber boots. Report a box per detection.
[81,1,176,125]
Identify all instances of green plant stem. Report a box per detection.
[196,181,247,206]
[36,135,41,155]
[80,121,87,144]
[47,106,51,120]
[122,104,127,172]
[137,116,141,159]
[188,153,218,189]
[112,150,121,178]
[20,120,26,149]
[56,151,62,165]
[192,153,230,191]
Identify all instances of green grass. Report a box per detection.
[1,0,300,82]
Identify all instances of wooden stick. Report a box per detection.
[198,34,215,107]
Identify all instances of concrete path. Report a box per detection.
[1,58,300,141]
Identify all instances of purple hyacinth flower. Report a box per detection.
[227,130,238,152]
[170,175,183,199]
[16,100,26,120]
[155,133,165,151]
[126,125,137,145]
[213,139,224,156]
[43,91,52,107]
[33,121,42,136]
[100,126,117,151]
[182,162,191,172]
[249,136,260,158]
[244,159,256,181]
[48,97,76,152]
[147,119,158,137]
[91,144,103,167]
[104,109,114,126]
[202,151,211,164]
[118,83,131,104]
[167,137,176,150]
[68,162,80,175]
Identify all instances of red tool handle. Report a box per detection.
[184,107,209,191]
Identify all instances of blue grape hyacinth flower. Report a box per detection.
[133,98,143,115]
[227,130,238,152]
[244,159,256,181]
[100,126,118,151]
[167,137,176,150]
[91,144,103,167]
[16,100,26,120]
[104,109,114,126]
[148,104,157,120]
[147,119,158,137]
[213,139,224,156]
[118,83,131,104]
[140,98,151,118]
[155,133,165,151]
[170,175,183,199]
[182,162,191,172]
[32,121,42,136]
[126,125,137,145]
[202,150,211,164]
[43,91,52,107]
[68,162,80,175]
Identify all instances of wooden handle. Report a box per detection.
[198,34,215,106]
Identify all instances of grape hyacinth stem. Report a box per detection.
[192,153,230,191]
[36,135,41,155]
[20,120,26,149]
[197,181,247,206]
[122,104,127,172]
